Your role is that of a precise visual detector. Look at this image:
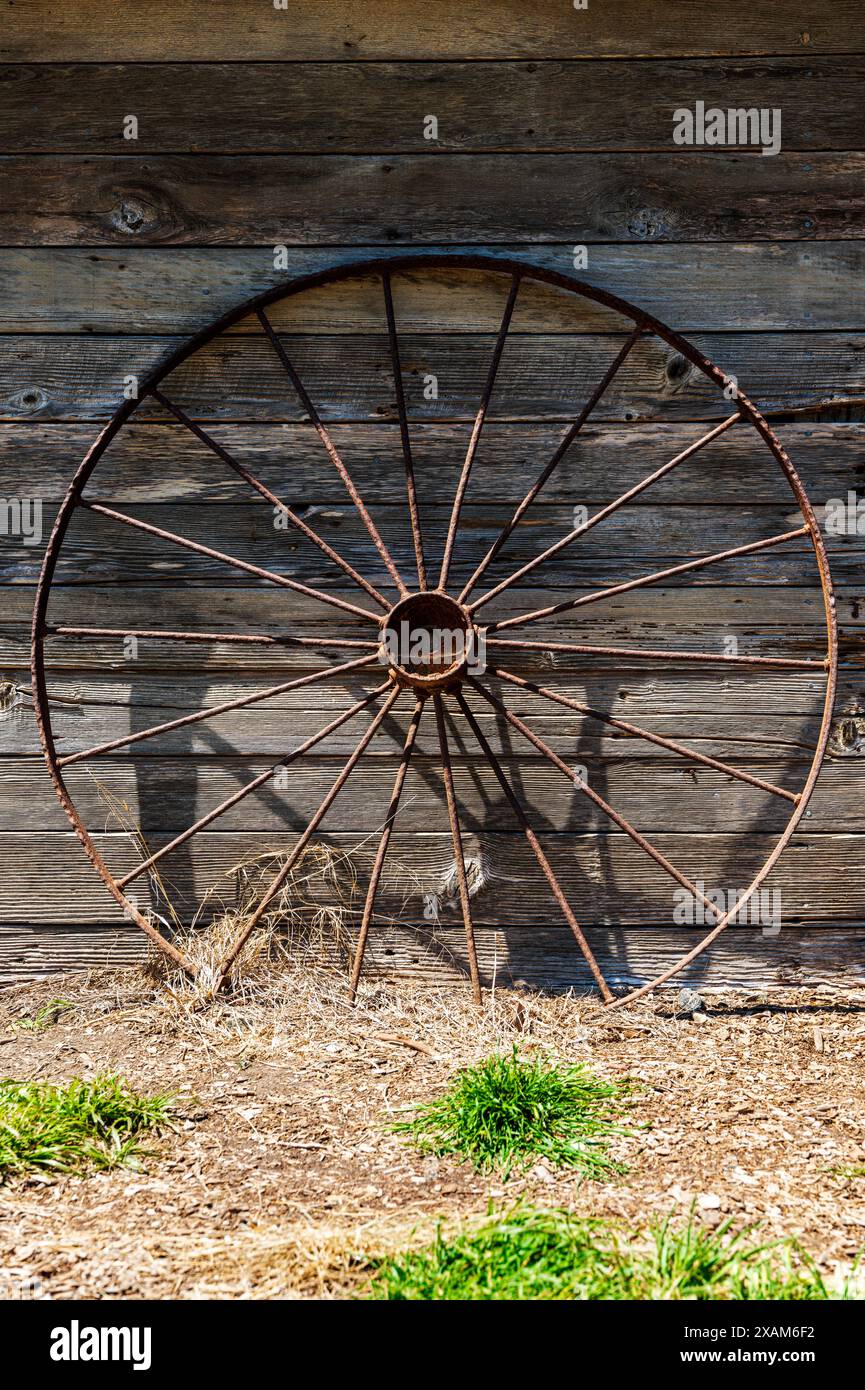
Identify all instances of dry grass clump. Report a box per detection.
[128,833,610,1060]
[164,1208,445,1300]
[140,942,608,1067]
[95,783,419,979]
[95,804,656,1063]
[145,835,436,993]
[137,839,519,1051]
[151,842,364,999]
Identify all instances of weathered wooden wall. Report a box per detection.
[1,2,863,991]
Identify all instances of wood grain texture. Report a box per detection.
[3,59,862,152]
[0,829,859,924]
[0,694,830,762]
[1,753,856,835]
[19,665,838,722]
[2,501,849,591]
[5,582,852,676]
[1,2,861,62]
[6,243,865,332]
[2,924,862,991]
[0,420,862,504]
[6,579,849,632]
[4,330,865,423]
[4,245,864,334]
[2,154,862,245]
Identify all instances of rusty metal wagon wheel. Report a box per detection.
[31,254,837,1007]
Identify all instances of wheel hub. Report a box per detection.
[380,590,476,691]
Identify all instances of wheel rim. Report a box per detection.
[30,253,838,1004]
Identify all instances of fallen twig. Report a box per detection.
[368,1032,438,1058]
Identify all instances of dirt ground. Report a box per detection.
[1,965,864,1299]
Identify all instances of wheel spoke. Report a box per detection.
[453,686,613,1002]
[432,692,481,1004]
[486,637,828,671]
[467,677,724,928]
[256,306,409,596]
[471,414,741,613]
[486,526,811,633]
[149,389,390,609]
[489,666,799,803]
[81,500,381,623]
[47,625,378,650]
[382,272,427,590]
[213,682,403,988]
[348,698,425,1003]
[438,273,521,590]
[58,654,378,767]
[119,680,395,889]
[457,321,646,604]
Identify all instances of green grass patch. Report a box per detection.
[0,1074,176,1180]
[368,1206,856,1301]
[393,1047,630,1178]
[13,999,74,1033]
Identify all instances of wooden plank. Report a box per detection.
[3,330,865,423]
[8,665,839,722]
[6,580,848,633]
[2,154,862,245]
[0,753,854,835]
[9,633,853,683]
[326,925,865,990]
[2,923,862,991]
[0,925,153,982]
[1,655,837,759]
[2,420,862,505]
[5,603,850,668]
[1,2,861,62]
[0,691,828,761]
[10,632,850,676]
[0,496,843,581]
[3,494,856,600]
[4,583,850,676]
[0,829,860,924]
[3,59,862,153]
[3,541,844,592]
[5,245,865,335]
